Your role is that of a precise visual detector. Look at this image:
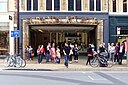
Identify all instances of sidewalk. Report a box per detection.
[1,57,128,71]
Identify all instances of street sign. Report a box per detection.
[11,30,20,37]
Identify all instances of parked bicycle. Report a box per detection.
[4,54,26,67]
[90,52,113,68]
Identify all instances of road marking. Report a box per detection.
[82,71,86,74]
[88,76,94,80]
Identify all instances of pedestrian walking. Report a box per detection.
[118,42,125,65]
[109,43,115,62]
[40,45,45,63]
[114,42,119,64]
[55,45,61,64]
[69,43,74,64]
[46,43,51,63]
[24,45,29,60]
[86,44,93,65]
[50,43,56,62]
[73,44,80,63]
[28,46,33,61]
[63,42,71,68]
[37,45,42,64]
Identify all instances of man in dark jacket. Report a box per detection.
[63,42,71,68]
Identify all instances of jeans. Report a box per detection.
[38,54,42,63]
[46,53,50,63]
[110,53,115,62]
[64,55,69,66]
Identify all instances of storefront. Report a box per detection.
[109,16,128,43]
[0,14,14,56]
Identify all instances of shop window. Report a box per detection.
[0,22,9,55]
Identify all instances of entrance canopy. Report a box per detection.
[30,24,96,32]
[27,16,99,32]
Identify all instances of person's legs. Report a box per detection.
[69,54,72,63]
[64,55,69,67]
[118,53,122,65]
[46,53,50,63]
[38,55,41,63]
[86,57,89,65]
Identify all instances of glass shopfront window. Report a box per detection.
[0,22,9,55]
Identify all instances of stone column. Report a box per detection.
[22,19,29,59]
[96,20,103,49]
[56,32,58,44]
[50,32,52,43]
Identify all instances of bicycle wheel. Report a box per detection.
[8,57,15,67]
[15,57,22,67]
[21,59,26,67]
[4,56,10,67]
[90,57,99,67]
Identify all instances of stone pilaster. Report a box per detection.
[22,19,29,59]
[96,20,103,49]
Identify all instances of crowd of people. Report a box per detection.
[86,41,126,65]
[24,41,127,68]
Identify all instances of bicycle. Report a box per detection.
[90,52,113,68]
[4,54,26,67]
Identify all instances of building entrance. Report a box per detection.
[22,17,104,59]
[29,25,96,54]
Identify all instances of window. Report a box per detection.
[33,0,38,10]
[0,1,7,12]
[0,22,9,55]
[27,0,31,11]
[54,0,60,10]
[112,0,116,12]
[123,0,127,12]
[96,0,101,11]
[90,0,94,11]
[68,0,74,11]
[46,0,52,10]
[76,0,81,11]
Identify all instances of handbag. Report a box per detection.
[87,54,92,57]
